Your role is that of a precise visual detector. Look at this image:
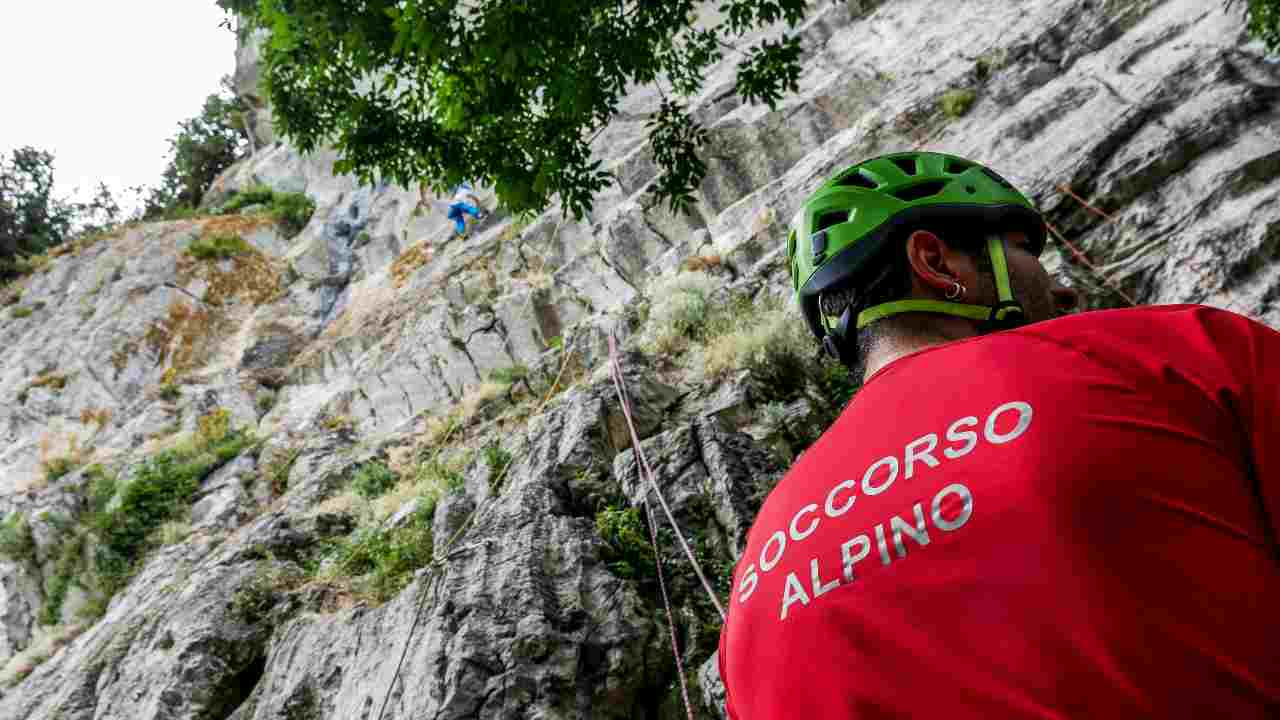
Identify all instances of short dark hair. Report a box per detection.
[818,222,993,373]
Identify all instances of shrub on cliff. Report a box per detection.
[92,410,254,594]
[219,184,316,238]
[1246,0,1280,51]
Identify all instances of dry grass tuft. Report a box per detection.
[645,270,720,355]
[146,301,228,381]
[0,623,87,688]
[30,372,68,391]
[176,233,284,307]
[315,489,364,518]
[153,520,192,547]
[681,254,723,273]
[198,214,275,239]
[390,241,435,288]
[701,305,808,377]
[80,407,113,429]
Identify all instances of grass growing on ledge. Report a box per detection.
[321,500,435,603]
[940,88,977,118]
[352,461,398,499]
[0,513,35,563]
[38,531,85,626]
[91,409,254,595]
[187,232,253,260]
[219,185,316,239]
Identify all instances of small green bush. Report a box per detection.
[256,389,277,413]
[158,382,181,401]
[84,464,117,515]
[92,418,253,595]
[187,232,253,260]
[43,456,78,483]
[220,185,276,213]
[482,441,512,473]
[270,192,316,239]
[231,560,305,624]
[10,306,32,318]
[489,365,529,385]
[940,88,977,118]
[0,514,35,562]
[648,272,718,352]
[417,456,466,495]
[596,506,655,580]
[220,185,316,239]
[352,461,398,499]
[38,532,85,626]
[326,500,435,602]
[483,441,513,494]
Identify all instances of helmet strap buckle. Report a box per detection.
[982,300,1026,332]
[822,305,858,365]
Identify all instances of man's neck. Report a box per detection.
[861,317,977,382]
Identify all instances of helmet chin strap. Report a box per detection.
[823,235,1026,350]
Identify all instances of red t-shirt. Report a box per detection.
[718,305,1280,718]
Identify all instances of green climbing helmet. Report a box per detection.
[786,151,1046,361]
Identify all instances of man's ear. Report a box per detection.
[904,230,964,296]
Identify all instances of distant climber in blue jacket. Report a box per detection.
[446,183,486,237]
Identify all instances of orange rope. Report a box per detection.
[1056,184,1115,223]
[1051,185,1254,317]
[1043,221,1137,307]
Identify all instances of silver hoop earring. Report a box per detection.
[945,281,966,300]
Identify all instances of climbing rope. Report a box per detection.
[1043,219,1138,307]
[607,334,728,623]
[608,334,739,720]
[644,493,697,720]
[1048,182,1258,317]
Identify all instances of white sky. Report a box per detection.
[0,2,237,203]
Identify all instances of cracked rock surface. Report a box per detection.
[2,1,1278,718]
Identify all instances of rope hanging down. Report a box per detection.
[608,335,734,719]
[607,335,728,623]
[644,484,697,720]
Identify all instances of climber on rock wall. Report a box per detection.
[718,151,1280,718]
[446,182,486,237]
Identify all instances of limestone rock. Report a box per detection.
[2,1,1279,717]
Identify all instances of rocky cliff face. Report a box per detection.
[1,1,1277,718]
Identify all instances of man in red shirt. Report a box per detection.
[717,151,1279,718]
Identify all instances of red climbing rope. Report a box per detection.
[1057,183,1117,223]
[1043,219,1138,307]
[608,334,737,719]
[644,499,697,720]
[1051,183,1261,317]
[607,334,729,623]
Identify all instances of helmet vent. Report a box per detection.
[946,158,973,174]
[982,167,1015,190]
[815,211,848,232]
[836,171,877,189]
[891,157,918,175]
[892,180,948,201]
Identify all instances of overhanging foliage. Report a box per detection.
[218,0,807,218]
